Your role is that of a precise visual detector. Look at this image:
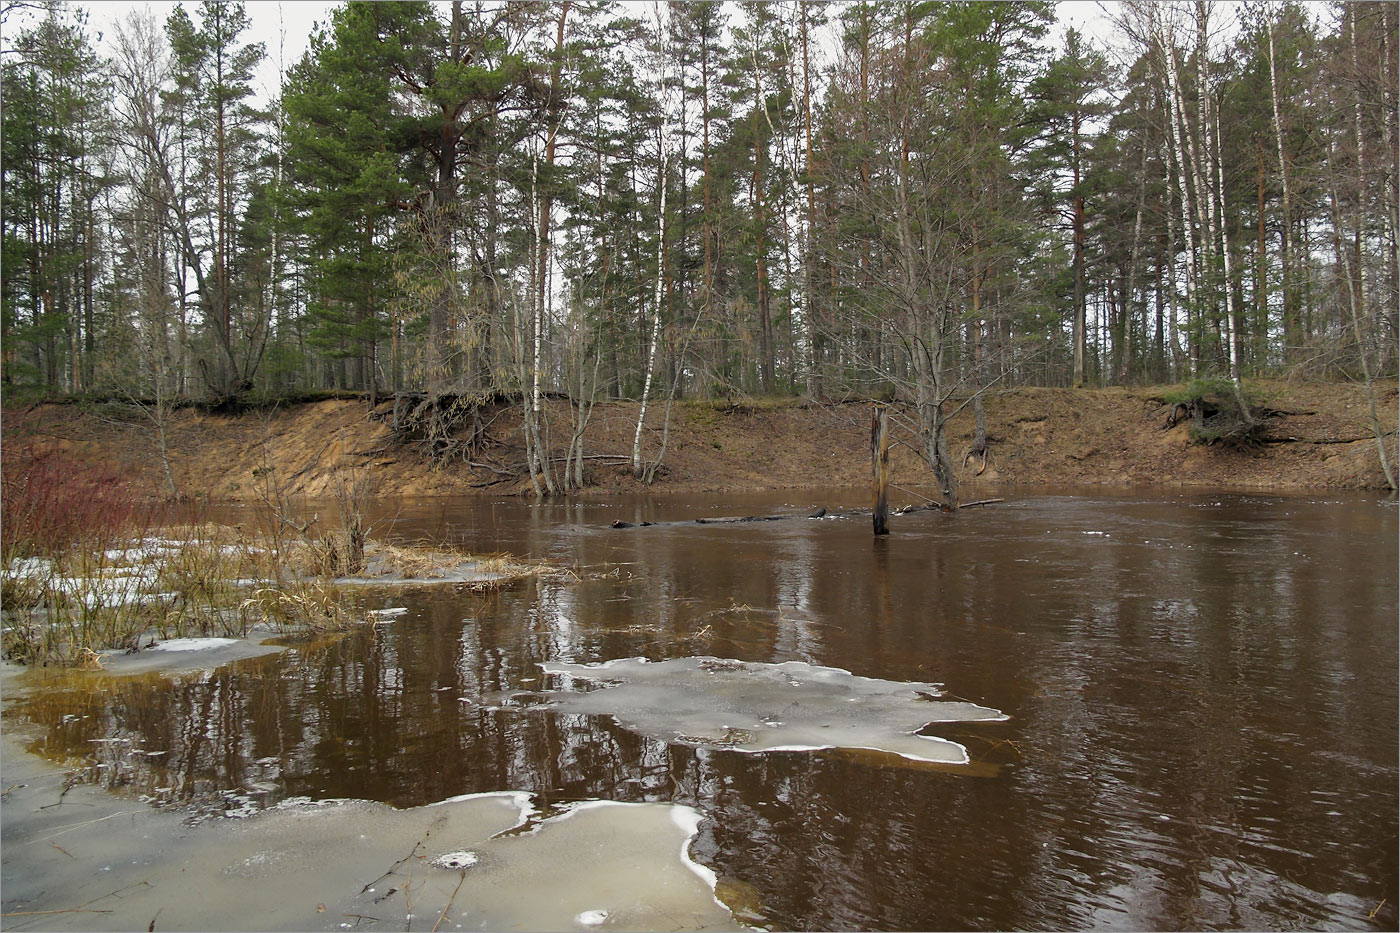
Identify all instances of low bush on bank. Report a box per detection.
[1,420,159,567]
[0,432,538,666]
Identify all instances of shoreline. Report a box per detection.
[5,383,1396,502]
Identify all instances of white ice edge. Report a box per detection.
[756,738,972,765]
[548,801,722,903]
[147,637,241,652]
[923,709,1010,723]
[668,805,721,892]
[549,798,649,821]
[273,796,356,810]
[541,656,946,695]
[428,789,535,827]
[540,656,650,677]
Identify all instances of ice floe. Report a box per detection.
[0,751,741,933]
[90,634,286,676]
[540,656,1007,765]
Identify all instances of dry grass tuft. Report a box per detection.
[3,499,545,664]
[369,542,461,579]
[240,582,363,633]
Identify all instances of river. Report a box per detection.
[9,489,1398,930]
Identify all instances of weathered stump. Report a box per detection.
[872,405,891,536]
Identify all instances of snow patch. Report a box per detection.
[430,850,478,870]
[147,638,241,653]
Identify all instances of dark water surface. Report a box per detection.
[13,489,1398,930]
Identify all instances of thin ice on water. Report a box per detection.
[540,657,1007,764]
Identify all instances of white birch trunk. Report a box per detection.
[632,4,669,479]
[1123,140,1149,381]
[1266,12,1296,348]
[1214,106,1241,385]
[1159,15,1200,376]
[522,153,545,498]
[1164,143,1183,380]
[1193,2,1221,283]
[1382,5,1399,321]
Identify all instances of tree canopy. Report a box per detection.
[2,0,1394,412]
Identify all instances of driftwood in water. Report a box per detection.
[893,498,1003,515]
[610,507,830,530]
[872,405,892,536]
[607,502,1004,529]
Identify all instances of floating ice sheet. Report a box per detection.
[91,634,286,676]
[0,739,739,933]
[540,657,1007,765]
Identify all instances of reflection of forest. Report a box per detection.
[13,493,1397,931]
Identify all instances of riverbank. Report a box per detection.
[8,381,1395,500]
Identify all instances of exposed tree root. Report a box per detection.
[387,392,509,465]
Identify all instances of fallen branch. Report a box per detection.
[1260,433,1396,445]
[469,476,517,489]
[1,908,114,917]
[35,809,145,841]
[547,454,630,463]
[960,498,1004,509]
[466,461,517,477]
[2,881,153,919]
[359,837,427,895]
[431,871,468,933]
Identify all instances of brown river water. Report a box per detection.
[9,489,1398,930]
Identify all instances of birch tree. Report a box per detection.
[631,2,670,479]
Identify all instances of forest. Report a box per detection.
[2,0,1397,495]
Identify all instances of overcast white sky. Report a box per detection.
[20,0,1118,105]
[80,1,336,101]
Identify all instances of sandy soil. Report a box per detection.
[9,381,1397,501]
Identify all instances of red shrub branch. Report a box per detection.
[2,412,160,562]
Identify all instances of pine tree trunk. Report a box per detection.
[801,6,820,399]
[751,42,774,396]
[1072,111,1086,388]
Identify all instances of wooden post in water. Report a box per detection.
[872,404,891,536]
